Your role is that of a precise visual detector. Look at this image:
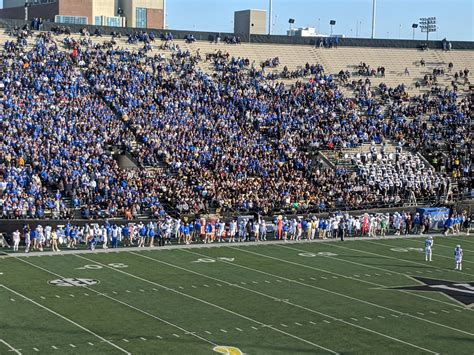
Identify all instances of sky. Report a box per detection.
[166,0,473,41]
[1,0,472,40]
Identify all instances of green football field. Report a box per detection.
[1,235,473,355]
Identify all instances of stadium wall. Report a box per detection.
[0,18,473,50]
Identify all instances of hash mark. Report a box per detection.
[33,348,39,352]
[391,314,399,318]
[84,293,89,296]
[125,290,131,293]
[139,289,145,292]
[275,279,282,283]
[69,344,76,348]
[52,345,58,350]
[377,315,385,319]
[310,321,317,325]
[323,320,331,324]
[252,281,258,284]
[280,323,288,327]
[364,274,371,277]
[203,284,210,287]
[429,311,437,315]
[122,339,129,343]
[321,276,328,280]
[441,310,450,314]
[235,327,243,332]
[240,282,247,285]
[310,277,316,280]
[173,334,180,338]
[192,285,197,288]
[350,318,358,321]
[294,322,303,326]
[112,291,117,294]
[204,331,212,335]
[156,335,162,339]
[299,278,305,281]
[251,326,258,330]
[178,286,184,289]
[55,295,61,298]
[220,329,228,333]
[10,298,15,302]
[40,296,46,300]
[416,312,425,316]
[140,337,147,341]
[69,294,75,297]
[88,342,94,346]
[264,280,271,283]
[364,317,372,320]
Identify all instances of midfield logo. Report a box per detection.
[393,277,474,307]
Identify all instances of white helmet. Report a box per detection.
[456,245,461,248]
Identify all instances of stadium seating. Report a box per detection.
[0,28,471,220]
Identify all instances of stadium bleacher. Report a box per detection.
[0,25,472,220]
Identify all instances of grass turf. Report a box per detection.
[0,235,473,354]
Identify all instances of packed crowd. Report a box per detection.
[0,29,471,219]
[2,210,471,252]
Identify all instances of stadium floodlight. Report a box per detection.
[412,23,418,40]
[288,18,295,36]
[419,17,437,43]
[329,20,336,36]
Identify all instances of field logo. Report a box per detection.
[213,345,243,355]
[49,278,100,287]
[392,277,474,307]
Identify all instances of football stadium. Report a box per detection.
[0,0,473,354]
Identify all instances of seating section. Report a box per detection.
[0,28,471,220]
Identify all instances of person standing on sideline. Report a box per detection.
[51,229,60,252]
[454,245,463,270]
[425,236,434,262]
[12,229,20,252]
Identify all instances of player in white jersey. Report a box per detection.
[12,230,21,252]
[454,245,463,271]
[425,236,434,262]
[228,220,237,243]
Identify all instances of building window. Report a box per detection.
[136,7,147,28]
[95,16,101,26]
[55,15,88,25]
[106,17,122,27]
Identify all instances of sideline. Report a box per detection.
[3,233,469,258]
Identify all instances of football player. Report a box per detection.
[454,245,463,271]
[425,236,434,262]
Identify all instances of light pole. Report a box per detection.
[399,24,402,39]
[288,18,295,36]
[330,20,336,36]
[419,17,437,44]
[318,18,321,34]
[268,0,273,35]
[371,0,376,38]
[411,23,418,40]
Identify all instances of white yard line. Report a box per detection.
[129,250,440,354]
[76,254,339,354]
[278,244,472,310]
[0,285,130,355]
[0,339,22,355]
[14,257,217,349]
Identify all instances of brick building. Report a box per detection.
[0,0,164,29]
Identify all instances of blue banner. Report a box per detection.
[416,207,450,229]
